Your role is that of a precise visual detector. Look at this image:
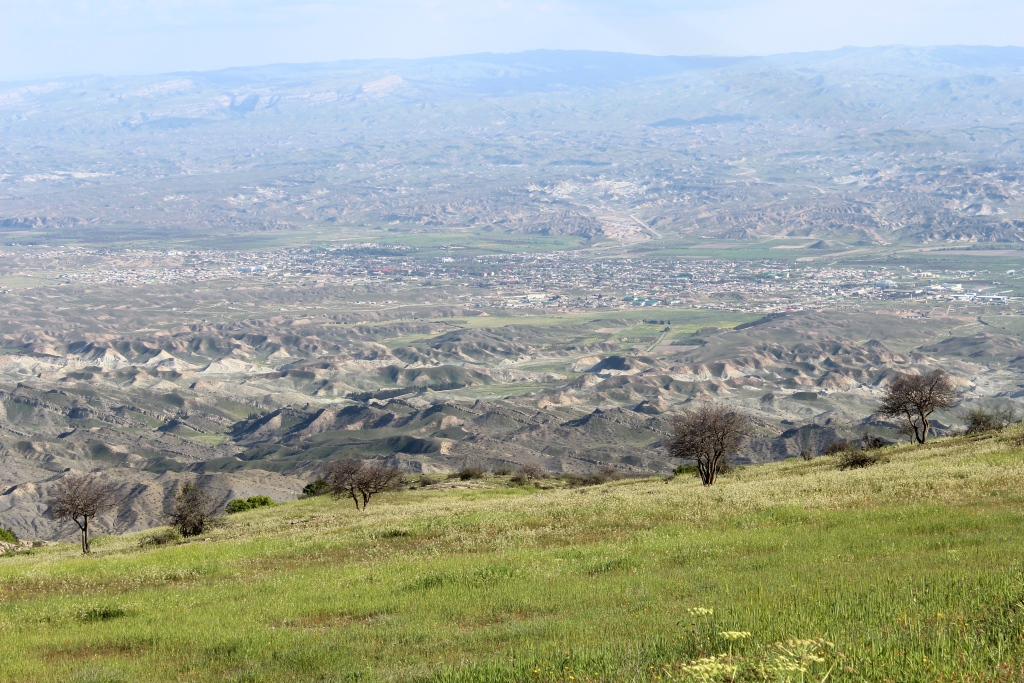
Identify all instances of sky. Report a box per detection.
[2,0,1024,82]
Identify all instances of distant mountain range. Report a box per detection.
[3,46,1024,243]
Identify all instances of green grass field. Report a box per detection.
[2,430,1024,682]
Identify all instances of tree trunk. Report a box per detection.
[904,410,925,444]
[698,457,715,486]
[82,515,89,554]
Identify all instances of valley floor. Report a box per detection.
[1,429,1024,682]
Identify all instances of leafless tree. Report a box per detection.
[324,459,365,509]
[877,370,960,444]
[354,463,405,509]
[48,474,120,553]
[667,403,752,486]
[323,460,404,510]
[170,481,216,537]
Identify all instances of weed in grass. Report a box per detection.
[139,527,181,547]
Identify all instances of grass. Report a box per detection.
[2,429,1024,682]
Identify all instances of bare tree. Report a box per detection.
[668,404,752,486]
[877,370,960,444]
[323,460,404,510]
[354,463,405,509]
[170,481,215,537]
[323,459,365,509]
[48,474,120,553]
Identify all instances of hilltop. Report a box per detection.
[1,427,1023,681]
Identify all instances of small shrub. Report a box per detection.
[457,465,485,481]
[963,406,1018,434]
[246,495,275,509]
[225,499,252,514]
[837,448,883,470]
[0,527,18,545]
[673,463,699,476]
[510,464,547,485]
[823,440,853,456]
[562,465,623,488]
[595,465,623,482]
[493,466,512,476]
[419,475,438,487]
[519,464,546,479]
[799,448,813,461]
[225,496,275,514]
[139,527,181,547]
[861,433,887,450]
[301,478,331,497]
[560,473,586,487]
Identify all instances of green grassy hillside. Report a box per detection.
[2,429,1024,682]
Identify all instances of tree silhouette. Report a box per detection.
[877,370,959,444]
[668,403,751,486]
[48,475,119,553]
[324,460,404,510]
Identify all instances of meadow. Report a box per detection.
[1,428,1023,682]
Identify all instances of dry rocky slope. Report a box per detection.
[2,309,1021,540]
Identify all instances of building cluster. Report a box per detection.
[2,245,1021,314]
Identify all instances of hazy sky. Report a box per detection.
[2,0,1024,82]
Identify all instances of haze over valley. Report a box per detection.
[2,47,1024,540]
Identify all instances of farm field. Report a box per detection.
[1,428,1023,682]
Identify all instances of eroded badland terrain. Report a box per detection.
[1,47,1024,539]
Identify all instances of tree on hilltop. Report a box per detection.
[323,460,404,510]
[877,370,959,444]
[667,403,752,486]
[48,474,120,554]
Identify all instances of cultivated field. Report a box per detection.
[1,428,1023,682]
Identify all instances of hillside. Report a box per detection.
[3,307,1006,541]
[1,428,1023,682]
